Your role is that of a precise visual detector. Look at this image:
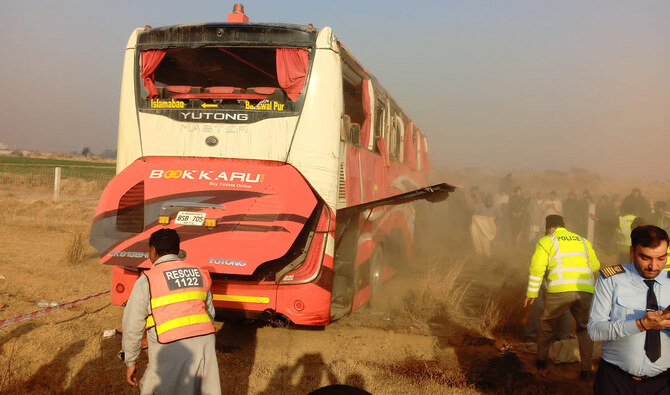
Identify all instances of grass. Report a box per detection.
[0,340,18,393]
[479,273,528,338]
[64,231,88,265]
[0,167,113,197]
[0,156,115,168]
[480,298,502,338]
[392,257,471,330]
[390,252,529,341]
[0,164,114,181]
[0,155,115,192]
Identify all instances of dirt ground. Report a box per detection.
[0,193,601,394]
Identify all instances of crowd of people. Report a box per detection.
[445,176,670,257]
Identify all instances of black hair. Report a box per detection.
[631,225,669,249]
[545,215,565,229]
[149,229,180,256]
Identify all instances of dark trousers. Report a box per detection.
[594,360,670,395]
[524,283,572,341]
[537,291,593,371]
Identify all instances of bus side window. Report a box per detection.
[415,128,423,171]
[373,100,386,154]
[389,114,403,162]
[341,57,366,146]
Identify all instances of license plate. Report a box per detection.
[174,211,206,226]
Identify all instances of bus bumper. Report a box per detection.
[211,280,331,326]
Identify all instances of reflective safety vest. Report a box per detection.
[526,227,601,297]
[616,215,636,253]
[144,260,215,344]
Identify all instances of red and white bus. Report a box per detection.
[90,5,453,326]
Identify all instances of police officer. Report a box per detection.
[524,215,600,378]
[122,229,221,394]
[588,225,670,394]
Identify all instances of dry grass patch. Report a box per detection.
[59,178,106,198]
[480,273,527,338]
[65,230,88,265]
[391,257,472,331]
[394,254,528,339]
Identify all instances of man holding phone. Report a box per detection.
[588,225,670,394]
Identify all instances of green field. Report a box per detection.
[0,156,115,196]
[0,156,115,180]
[0,155,115,169]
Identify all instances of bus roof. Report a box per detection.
[137,23,319,50]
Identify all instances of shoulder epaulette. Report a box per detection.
[600,265,625,278]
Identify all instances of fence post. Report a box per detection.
[54,167,61,201]
[587,202,595,242]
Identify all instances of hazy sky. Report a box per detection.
[0,1,668,180]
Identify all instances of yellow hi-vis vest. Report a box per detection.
[616,215,636,253]
[526,227,601,298]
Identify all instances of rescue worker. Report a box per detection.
[122,229,221,394]
[523,215,600,379]
[616,203,637,265]
[588,225,670,394]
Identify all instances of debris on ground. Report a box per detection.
[36,300,59,308]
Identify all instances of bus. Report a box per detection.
[90,4,453,326]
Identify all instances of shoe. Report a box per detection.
[536,359,547,370]
[580,370,593,381]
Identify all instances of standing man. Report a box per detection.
[588,225,670,394]
[621,188,652,219]
[594,195,617,251]
[527,191,546,244]
[508,186,525,245]
[471,194,498,257]
[563,189,587,236]
[524,215,600,378]
[122,229,221,394]
[543,191,563,217]
[616,202,638,265]
[541,191,562,231]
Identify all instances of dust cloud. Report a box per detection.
[361,167,666,393]
[391,166,670,336]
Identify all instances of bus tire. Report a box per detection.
[369,247,384,309]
